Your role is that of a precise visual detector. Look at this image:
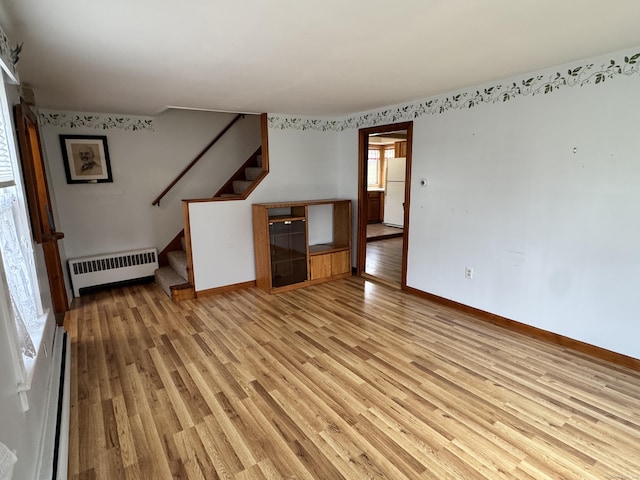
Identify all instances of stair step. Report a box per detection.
[167,250,188,280]
[256,154,262,168]
[155,266,187,298]
[220,193,241,198]
[245,167,263,181]
[233,180,253,195]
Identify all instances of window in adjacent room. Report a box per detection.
[368,144,395,188]
[367,147,381,187]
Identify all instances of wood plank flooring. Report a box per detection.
[366,237,402,284]
[366,223,403,240]
[65,277,640,479]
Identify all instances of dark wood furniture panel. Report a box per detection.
[253,199,351,293]
[367,190,384,223]
[15,102,68,322]
[395,140,407,157]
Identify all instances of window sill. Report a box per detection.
[17,309,51,411]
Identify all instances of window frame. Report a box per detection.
[367,144,395,189]
[367,146,382,187]
[0,71,48,401]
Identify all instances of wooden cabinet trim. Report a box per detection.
[253,199,351,293]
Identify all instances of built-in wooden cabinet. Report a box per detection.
[268,217,308,288]
[309,249,350,280]
[252,199,352,293]
[367,190,384,223]
[395,141,407,158]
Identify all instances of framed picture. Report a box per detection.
[59,135,113,184]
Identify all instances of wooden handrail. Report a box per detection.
[151,113,244,206]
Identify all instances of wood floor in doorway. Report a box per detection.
[66,278,640,479]
[366,223,403,241]
[366,236,402,284]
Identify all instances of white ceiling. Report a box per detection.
[2,0,640,116]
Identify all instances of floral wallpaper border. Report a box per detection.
[38,110,155,131]
[269,50,640,132]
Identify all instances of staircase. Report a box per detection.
[154,143,268,300]
[154,236,190,299]
[214,148,264,198]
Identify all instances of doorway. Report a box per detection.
[357,121,412,289]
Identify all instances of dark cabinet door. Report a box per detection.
[269,220,308,287]
[367,191,382,223]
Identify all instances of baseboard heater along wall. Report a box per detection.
[53,327,70,480]
[34,326,69,480]
[68,248,158,297]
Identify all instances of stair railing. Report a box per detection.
[151,113,244,206]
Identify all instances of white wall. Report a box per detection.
[404,73,640,358]
[337,129,359,265]
[330,48,640,359]
[189,127,340,290]
[39,109,261,263]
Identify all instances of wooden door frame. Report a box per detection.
[15,101,69,323]
[356,121,413,289]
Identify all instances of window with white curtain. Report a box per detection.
[367,148,381,186]
[0,88,13,188]
[368,145,395,188]
[0,75,45,376]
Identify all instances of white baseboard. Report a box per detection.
[36,326,69,480]
[56,333,70,480]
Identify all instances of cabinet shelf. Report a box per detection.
[271,254,307,264]
[253,199,352,293]
[270,232,306,239]
[308,243,349,256]
[268,216,306,223]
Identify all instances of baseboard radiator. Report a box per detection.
[68,248,158,297]
[35,326,69,480]
[54,328,70,480]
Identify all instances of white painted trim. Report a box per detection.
[56,334,71,480]
[35,327,66,480]
[16,310,52,411]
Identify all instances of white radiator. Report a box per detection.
[68,248,158,297]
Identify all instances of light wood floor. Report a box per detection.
[366,237,402,284]
[66,278,640,479]
[366,223,403,240]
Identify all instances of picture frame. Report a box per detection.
[59,135,113,184]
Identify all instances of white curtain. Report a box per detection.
[0,441,16,480]
[0,441,17,480]
[0,189,36,358]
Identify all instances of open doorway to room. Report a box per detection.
[357,122,412,289]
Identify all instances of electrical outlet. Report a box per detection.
[465,267,474,279]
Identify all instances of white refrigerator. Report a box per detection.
[384,156,406,228]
